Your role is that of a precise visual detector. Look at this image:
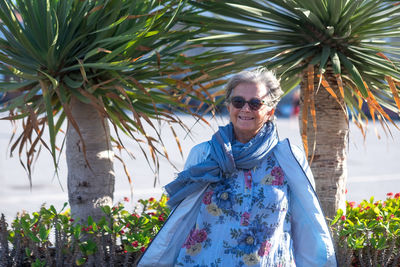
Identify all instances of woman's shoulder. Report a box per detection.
[183,141,211,170]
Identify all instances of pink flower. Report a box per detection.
[123,197,129,202]
[240,212,251,226]
[387,192,394,198]
[271,166,284,185]
[258,240,272,256]
[376,216,383,221]
[348,201,356,208]
[244,171,252,189]
[194,229,208,243]
[183,229,197,249]
[202,191,213,205]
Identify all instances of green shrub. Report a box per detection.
[0,195,171,266]
[331,192,400,266]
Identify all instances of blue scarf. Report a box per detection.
[165,121,279,208]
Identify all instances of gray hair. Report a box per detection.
[225,68,284,108]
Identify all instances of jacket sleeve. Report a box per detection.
[288,144,337,267]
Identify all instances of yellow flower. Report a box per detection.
[186,243,202,256]
[261,174,274,185]
[206,203,222,216]
[243,253,260,266]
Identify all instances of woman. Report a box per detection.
[138,69,337,266]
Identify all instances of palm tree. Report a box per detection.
[180,0,400,218]
[0,0,222,221]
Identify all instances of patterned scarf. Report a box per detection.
[165,121,279,208]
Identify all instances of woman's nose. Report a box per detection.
[241,102,251,111]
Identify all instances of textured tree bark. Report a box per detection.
[299,67,349,219]
[66,96,115,222]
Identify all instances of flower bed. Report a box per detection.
[0,195,170,266]
[330,192,400,266]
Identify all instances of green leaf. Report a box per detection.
[330,51,341,74]
[337,52,368,97]
[319,46,330,72]
[76,258,86,266]
[28,232,41,243]
[39,226,50,241]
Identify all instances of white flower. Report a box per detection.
[261,174,274,185]
[206,203,222,216]
[243,253,260,266]
[186,242,202,256]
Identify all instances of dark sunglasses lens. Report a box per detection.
[231,97,245,109]
[249,99,262,110]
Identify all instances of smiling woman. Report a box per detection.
[138,68,337,267]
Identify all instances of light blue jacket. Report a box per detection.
[138,139,337,267]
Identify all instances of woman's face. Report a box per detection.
[227,82,274,143]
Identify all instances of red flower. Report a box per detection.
[376,216,383,221]
[132,213,140,218]
[126,223,130,228]
[365,206,371,210]
[140,247,146,253]
[132,241,139,247]
[194,229,208,243]
[123,197,130,202]
[240,212,251,226]
[347,201,356,208]
[158,215,164,222]
[149,197,155,202]
[345,188,348,194]
[69,218,74,222]
[340,215,346,221]
[391,214,395,218]
[120,230,125,235]
[387,192,394,198]
[395,193,400,199]
[202,191,213,205]
[124,250,128,254]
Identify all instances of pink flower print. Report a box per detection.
[194,229,208,243]
[271,166,284,185]
[202,190,213,205]
[244,171,252,189]
[241,212,251,226]
[183,229,197,249]
[183,228,208,249]
[258,240,272,256]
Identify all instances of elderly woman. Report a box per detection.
[138,69,337,267]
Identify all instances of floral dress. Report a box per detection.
[174,152,296,267]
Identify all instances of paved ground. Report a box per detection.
[0,115,399,221]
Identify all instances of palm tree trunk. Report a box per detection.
[299,67,349,219]
[66,96,115,222]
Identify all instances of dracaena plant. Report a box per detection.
[179,0,400,218]
[0,0,224,221]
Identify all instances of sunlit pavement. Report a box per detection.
[1,115,399,221]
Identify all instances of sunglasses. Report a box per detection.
[229,96,266,111]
